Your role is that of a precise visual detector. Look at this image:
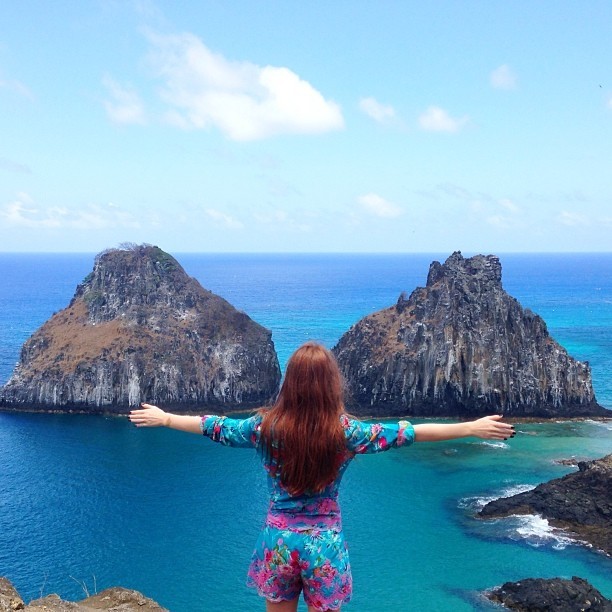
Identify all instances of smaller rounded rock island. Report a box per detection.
[0,244,281,413]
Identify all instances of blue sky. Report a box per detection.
[1,0,611,253]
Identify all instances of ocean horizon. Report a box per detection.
[0,252,610,610]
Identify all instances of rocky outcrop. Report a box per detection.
[333,251,609,417]
[0,577,167,611]
[480,454,612,556]
[486,576,612,611]
[0,245,281,413]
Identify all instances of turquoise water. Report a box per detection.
[0,253,611,610]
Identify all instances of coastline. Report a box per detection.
[1,404,610,422]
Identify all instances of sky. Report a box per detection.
[1,0,611,253]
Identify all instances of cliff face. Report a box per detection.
[333,252,608,417]
[0,245,280,412]
[480,454,612,556]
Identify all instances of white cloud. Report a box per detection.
[359,97,396,123]
[434,185,523,228]
[499,198,521,213]
[0,74,33,99]
[0,157,31,174]
[253,209,288,224]
[358,193,402,218]
[470,199,485,213]
[102,75,146,125]
[205,208,243,229]
[0,194,58,228]
[0,195,141,230]
[418,106,468,133]
[487,215,512,228]
[252,208,313,232]
[486,203,521,228]
[438,182,472,200]
[558,211,589,226]
[490,64,517,90]
[607,95,612,110]
[146,31,344,140]
[438,185,522,214]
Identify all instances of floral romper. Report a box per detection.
[200,413,415,611]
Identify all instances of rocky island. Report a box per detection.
[333,251,609,418]
[480,454,612,556]
[486,576,612,611]
[0,245,281,413]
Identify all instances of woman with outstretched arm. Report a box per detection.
[129,341,514,612]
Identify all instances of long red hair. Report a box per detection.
[259,341,346,496]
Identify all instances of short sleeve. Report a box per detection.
[342,415,415,454]
[200,414,261,448]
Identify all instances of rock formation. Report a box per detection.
[486,576,612,611]
[0,576,168,611]
[333,251,609,417]
[0,245,280,413]
[480,454,612,556]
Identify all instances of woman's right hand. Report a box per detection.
[468,415,515,440]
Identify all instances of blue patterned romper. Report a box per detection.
[200,413,415,611]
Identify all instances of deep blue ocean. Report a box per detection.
[0,252,611,611]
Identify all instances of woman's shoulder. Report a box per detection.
[244,412,264,430]
[340,413,361,433]
[340,413,351,425]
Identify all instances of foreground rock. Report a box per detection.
[0,578,167,611]
[487,576,612,611]
[0,245,281,413]
[480,454,612,555]
[333,251,609,417]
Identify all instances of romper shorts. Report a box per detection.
[246,524,352,611]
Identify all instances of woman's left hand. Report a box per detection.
[129,403,169,427]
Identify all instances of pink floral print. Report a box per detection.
[200,413,415,610]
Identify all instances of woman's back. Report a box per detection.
[258,341,348,497]
[200,411,416,531]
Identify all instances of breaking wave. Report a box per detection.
[512,514,580,550]
[475,440,510,450]
[458,483,535,512]
[460,485,583,551]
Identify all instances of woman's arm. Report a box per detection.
[129,403,202,434]
[413,415,515,442]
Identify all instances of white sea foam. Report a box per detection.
[477,440,509,449]
[585,419,612,431]
[460,484,583,551]
[512,514,581,550]
[458,483,535,511]
[458,485,585,550]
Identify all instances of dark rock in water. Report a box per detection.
[333,251,609,417]
[0,576,168,610]
[487,576,612,611]
[554,457,587,467]
[0,245,280,413]
[480,454,612,556]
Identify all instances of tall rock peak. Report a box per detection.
[0,245,281,412]
[426,251,502,287]
[75,244,193,324]
[334,252,608,418]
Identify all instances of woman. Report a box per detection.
[129,341,514,611]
